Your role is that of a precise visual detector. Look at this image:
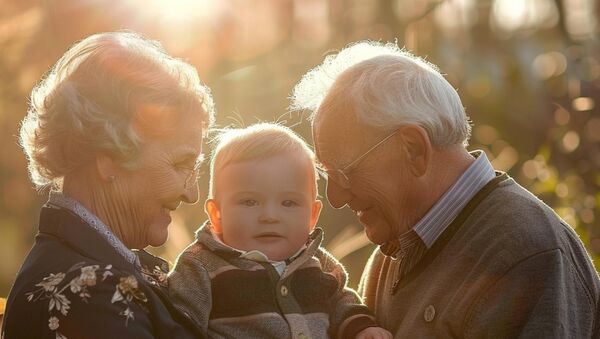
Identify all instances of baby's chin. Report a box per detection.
[265,252,292,262]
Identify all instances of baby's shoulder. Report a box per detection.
[311,246,347,282]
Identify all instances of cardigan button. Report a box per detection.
[424,305,435,322]
[297,333,308,339]
[280,285,288,297]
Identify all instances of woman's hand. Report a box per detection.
[355,326,393,339]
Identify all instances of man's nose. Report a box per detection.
[326,179,352,209]
[182,181,200,204]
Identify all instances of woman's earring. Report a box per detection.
[108,175,116,182]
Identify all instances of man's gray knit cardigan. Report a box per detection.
[359,172,600,338]
[169,225,377,339]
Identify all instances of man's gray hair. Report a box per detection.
[291,41,471,148]
[20,31,215,189]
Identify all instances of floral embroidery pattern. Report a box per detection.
[111,275,148,325]
[140,264,168,288]
[25,262,147,338]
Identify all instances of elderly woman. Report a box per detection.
[1,32,214,338]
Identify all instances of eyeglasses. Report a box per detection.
[316,129,400,189]
[183,155,205,189]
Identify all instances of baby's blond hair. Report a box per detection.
[208,123,317,199]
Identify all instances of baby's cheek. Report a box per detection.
[222,228,244,248]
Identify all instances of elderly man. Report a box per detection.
[291,41,600,338]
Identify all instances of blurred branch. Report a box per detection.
[327,224,372,260]
[410,0,444,24]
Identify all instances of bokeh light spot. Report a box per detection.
[538,168,551,181]
[522,160,540,179]
[572,97,595,111]
[554,107,571,125]
[491,0,559,34]
[491,145,518,171]
[581,209,595,224]
[564,0,596,40]
[555,182,569,198]
[562,131,580,153]
[474,124,498,145]
[584,195,597,209]
[532,51,567,79]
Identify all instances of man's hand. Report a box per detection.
[355,326,393,339]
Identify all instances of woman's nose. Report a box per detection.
[326,179,352,209]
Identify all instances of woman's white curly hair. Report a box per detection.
[20,31,215,189]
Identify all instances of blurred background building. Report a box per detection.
[0,0,598,299]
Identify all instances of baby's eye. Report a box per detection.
[240,199,258,207]
[282,200,299,207]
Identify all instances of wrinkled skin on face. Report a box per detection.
[65,109,204,249]
[312,109,425,245]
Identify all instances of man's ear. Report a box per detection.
[309,200,323,231]
[205,199,222,233]
[398,125,431,177]
[95,154,119,183]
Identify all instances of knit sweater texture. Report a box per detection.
[359,173,600,338]
[169,225,377,339]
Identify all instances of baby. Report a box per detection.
[169,123,392,339]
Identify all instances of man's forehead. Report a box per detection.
[313,111,361,168]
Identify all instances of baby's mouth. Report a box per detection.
[255,232,284,240]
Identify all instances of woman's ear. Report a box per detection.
[398,125,431,177]
[205,199,222,233]
[95,154,119,183]
[309,200,323,231]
